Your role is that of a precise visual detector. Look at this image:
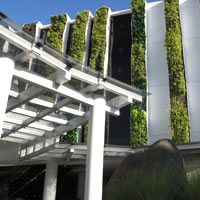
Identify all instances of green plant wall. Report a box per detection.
[69,10,90,143]
[23,23,37,35]
[164,0,190,143]
[130,0,147,146]
[47,14,67,51]
[36,14,68,100]
[46,14,78,143]
[89,6,109,72]
[70,10,89,63]
[68,10,89,91]
[62,129,78,143]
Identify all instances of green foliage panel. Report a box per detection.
[62,129,78,143]
[47,14,78,143]
[130,0,147,146]
[70,10,89,63]
[40,14,68,100]
[23,23,37,35]
[131,43,146,89]
[164,0,190,143]
[82,7,109,143]
[170,98,190,143]
[89,6,109,72]
[69,11,90,141]
[131,0,146,46]
[47,14,67,51]
[68,11,90,91]
[130,104,147,146]
[83,124,88,144]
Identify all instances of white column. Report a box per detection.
[84,96,106,200]
[43,160,58,200]
[0,56,14,135]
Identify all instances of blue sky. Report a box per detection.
[1,0,157,25]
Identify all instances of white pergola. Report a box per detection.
[0,13,144,200]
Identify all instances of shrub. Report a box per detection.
[164,0,190,143]
[89,6,109,72]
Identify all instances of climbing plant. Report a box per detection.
[130,0,147,146]
[89,6,109,72]
[164,0,190,143]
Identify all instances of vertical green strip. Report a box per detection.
[70,10,89,63]
[69,10,90,143]
[164,0,190,143]
[47,14,78,143]
[89,6,109,73]
[130,0,148,146]
[47,14,67,51]
[23,23,37,35]
[39,14,67,100]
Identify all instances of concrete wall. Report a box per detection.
[0,141,19,163]
[179,0,200,141]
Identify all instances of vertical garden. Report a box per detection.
[22,1,191,145]
[70,10,90,63]
[69,10,90,143]
[47,14,67,51]
[47,14,78,143]
[89,6,109,73]
[164,0,190,143]
[45,14,67,77]
[130,0,148,146]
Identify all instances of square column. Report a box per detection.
[84,96,106,200]
[43,160,58,200]
[0,56,14,135]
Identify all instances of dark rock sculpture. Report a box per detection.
[105,139,188,200]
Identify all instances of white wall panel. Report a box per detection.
[146,1,171,144]
[180,0,200,40]
[179,0,200,142]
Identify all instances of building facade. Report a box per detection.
[1,0,200,199]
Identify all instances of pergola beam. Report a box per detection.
[0,24,143,101]
[9,93,85,117]
[11,108,68,124]
[13,65,95,106]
